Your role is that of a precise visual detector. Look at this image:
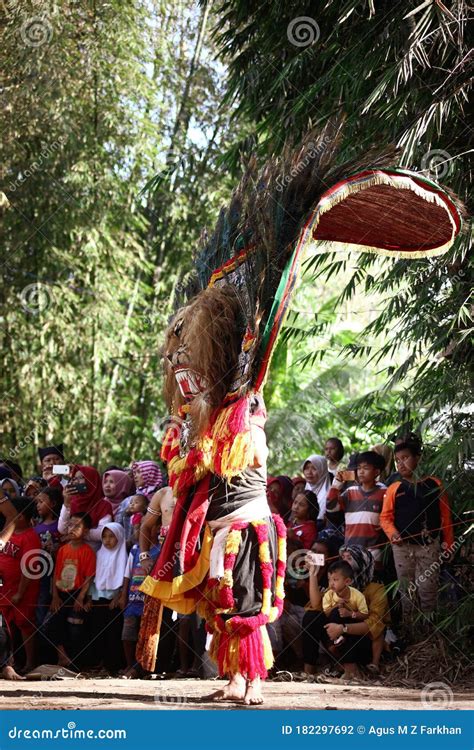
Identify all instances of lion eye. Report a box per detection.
[174,320,183,338]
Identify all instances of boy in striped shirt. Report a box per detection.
[326,451,386,566]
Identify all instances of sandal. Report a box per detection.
[324,667,343,678]
[366,663,380,675]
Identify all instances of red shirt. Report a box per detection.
[0,528,42,606]
[287,519,317,549]
[54,542,96,592]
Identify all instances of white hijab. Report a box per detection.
[95,522,128,591]
[302,454,331,519]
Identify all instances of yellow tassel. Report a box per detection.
[209,631,220,665]
[275,577,285,601]
[224,636,241,674]
[259,541,271,564]
[220,569,234,589]
[269,605,279,622]
[225,529,242,555]
[261,625,274,669]
[278,537,287,564]
[262,587,272,614]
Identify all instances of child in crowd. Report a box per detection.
[322,560,368,646]
[0,496,41,673]
[116,493,147,547]
[34,486,63,626]
[127,494,148,547]
[24,476,48,499]
[326,451,386,566]
[88,522,127,674]
[287,490,318,549]
[48,512,96,668]
[380,434,454,624]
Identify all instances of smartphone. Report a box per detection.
[52,465,70,476]
[342,470,356,482]
[306,552,325,567]
[73,483,88,494]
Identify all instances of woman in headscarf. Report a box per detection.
[302,544,390,679]
[0,477,21,500]
[266,475,293,519]
[58,466,113,549]
[102,470,135,517]
[131,461,163,501]
[302,455,331,522]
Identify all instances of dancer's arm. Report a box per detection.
[250,392,268,468]
[139,489,164,574]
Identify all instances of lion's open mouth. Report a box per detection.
[173,367,208,401]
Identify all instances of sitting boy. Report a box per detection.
[322,560,368,647]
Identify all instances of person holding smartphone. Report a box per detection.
[38,445,66,485]
[58,466,113,550]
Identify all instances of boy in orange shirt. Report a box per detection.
[380,434,453,624]
[47,512,96,668]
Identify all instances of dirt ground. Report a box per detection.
[0,677,471,711]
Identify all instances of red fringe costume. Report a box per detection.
[138,395,286,679]
[136,121,463,678]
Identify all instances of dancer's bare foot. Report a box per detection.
[244,676,263,705]
[2,665,25,681]
[208,673,246,702]
[119,666,141,679]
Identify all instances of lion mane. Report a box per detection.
[163,284,246,438]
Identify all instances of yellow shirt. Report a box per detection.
[322,586,368,616]
[306,582,390,640]
[363,582,390,639]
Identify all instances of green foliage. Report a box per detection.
[212,0,472,511]
[1,0,240,470]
